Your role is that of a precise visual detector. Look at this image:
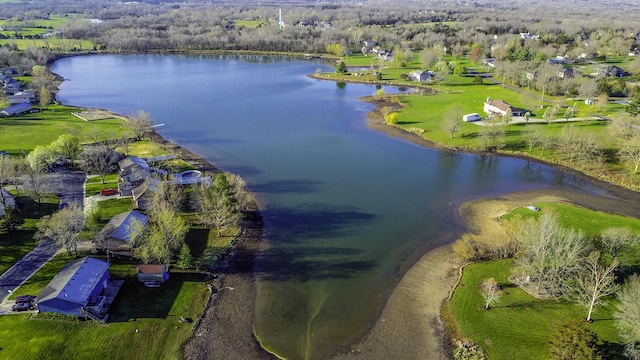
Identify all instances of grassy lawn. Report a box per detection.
[0,38,95,51]
[94,198,133,221]
[0,229,37,275]
[232,19,263,28]
[85,174,119,196]
[0,104,126,155]
[446,202,640,358]
[0,193,59,275]
[0,253,209,360]
[502,202,640,239]
[445,259,623,360]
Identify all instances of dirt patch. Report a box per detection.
[71,109,123,121]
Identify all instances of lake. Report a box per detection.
[51,54,611,359]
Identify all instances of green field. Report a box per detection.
[0,104,127,155]
[0,38,94,51]
[446,259,623,359]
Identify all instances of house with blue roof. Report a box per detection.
[0,103,32,116]
[37,257,121,321]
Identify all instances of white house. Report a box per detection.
[483,98,521,117]
[409,70,436,82]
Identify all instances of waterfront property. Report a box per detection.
[483,98,521,117]
[136,264,169,286]
[0,103,32,116]
[36,257,122,321]
[95,210,148,253]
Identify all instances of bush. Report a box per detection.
[0,207,25,233]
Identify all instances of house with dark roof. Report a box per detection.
[96,210,148,253]
[409,70,436,82]
[36,257,122,321]
[597,65,626,78]
[118,156,151,183]
[483,98,522,117]
[0,103,32,116]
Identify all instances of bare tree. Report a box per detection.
[129,110,154,141]
[23,164,48,205]
[480,278,502,310]
[36,205,85,256]
[442,104,463,139]
[543,102,561,126]
[619,134,640,174]
[523,125,543,151]
[418,48,440,69]
[599,227,640,258]
[513,212,590,297]
[578,78,599,105]
[566,251,619,322]
[609,115,639,141]
[479,120,504,150]
[81,145,120,184]
[615,274,640,359]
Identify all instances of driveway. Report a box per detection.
[0,239,58,308]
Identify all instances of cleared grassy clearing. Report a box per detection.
[0,104,126,155]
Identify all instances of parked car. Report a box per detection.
[12,302,34,312]
[100,188,118,196]
[14,295,36,303]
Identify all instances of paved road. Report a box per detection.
[0,239,58,305]
[0,168,85,314]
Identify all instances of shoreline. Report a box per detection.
[49,58,640,359]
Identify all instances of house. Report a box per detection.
[519,32,540,40]
[557,68,574,79]
[131,177,160,210]
[37,257,121,321]
[8,91,35,104]
[118,156,151,183]
[0,103,32,116]
[409,70,436,82]
[0,188,16,217]
[483,58,495,68]
[597,65,626,78]
[96,210,149,252]
[136,264,169,285]
[548,57,568,65]
[483,98,522,117]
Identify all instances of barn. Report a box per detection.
[37,257,117,321]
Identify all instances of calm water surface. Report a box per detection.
[52,54,611,359]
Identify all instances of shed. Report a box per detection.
[136,264,169,285]
[37,257,112,319]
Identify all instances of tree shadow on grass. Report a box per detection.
[109,272,207,322]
